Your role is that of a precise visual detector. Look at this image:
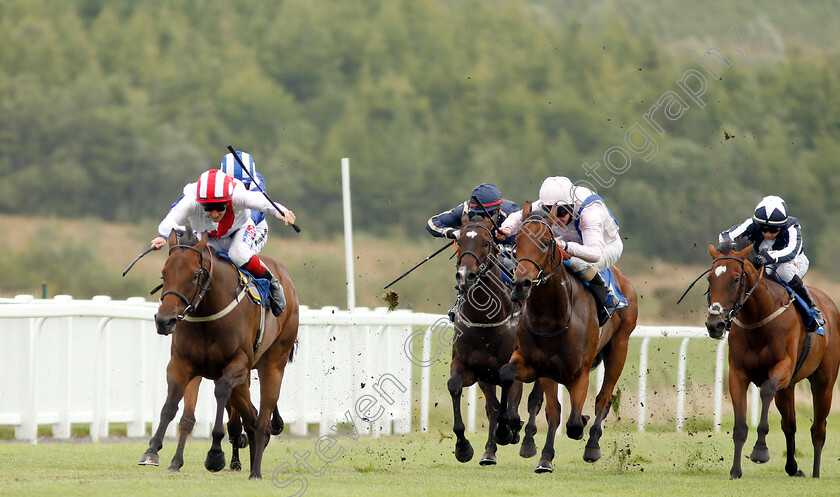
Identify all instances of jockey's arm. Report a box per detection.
[152,194,194,249]
[563,209,606,263]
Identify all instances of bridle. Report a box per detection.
[161,244,214,320]
[515,217,573,337]
[706,256,766,330]
[516,218,567,287]
[456,224,499,282]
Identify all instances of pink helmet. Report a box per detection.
[196,169,236,203]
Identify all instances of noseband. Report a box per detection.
[161,244,214,320]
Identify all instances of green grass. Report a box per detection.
[2,423,840,497]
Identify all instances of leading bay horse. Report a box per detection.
[138,229,298,480]
[449,215,543,465]
[705,241,840,478]
[495,203,638,473]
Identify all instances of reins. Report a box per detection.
[161,244,214,321]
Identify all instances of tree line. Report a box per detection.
[1,0,838,271]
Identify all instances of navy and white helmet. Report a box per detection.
[468,183,503,216]
[220,151,256,188]
[752,195,788,226]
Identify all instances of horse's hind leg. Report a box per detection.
[585,338,630,463]
[565,371,591,441]
[535,378,560,473]
[520,381,543,459]
[477,381,501,465]
[774,387,804,477]
[447,363,475,463]
[270,405,284,435]
[139,363,191,466]
[227,405,245,471]
[167,376,201,472]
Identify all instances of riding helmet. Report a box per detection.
[196,169,236,203]
[220,151,256,188]
[469,183,503,215]
[752,195,788,226]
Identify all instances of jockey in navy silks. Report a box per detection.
[719,195,825,332]
[427,183,519,321]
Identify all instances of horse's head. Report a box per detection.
[154,229,211,336]
[455,216,498,292]
[705,241,756,339]
[511,202,568,302]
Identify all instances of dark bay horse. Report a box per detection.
[495,203,637,473]
[138,229,298,479]
[705,242,840,478]
[449,216,543,465]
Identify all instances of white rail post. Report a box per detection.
[714,338,727,432]
[342,158,356,310]
[675,337,691,432]
[637,337,651,432]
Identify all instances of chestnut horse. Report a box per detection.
[705,241,840,478]
[138,229,298,480]
[449,216,543,465]
[495,203,638,473]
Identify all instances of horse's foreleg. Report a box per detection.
[520,381,543,459]
[167,376,201,472]
[227,405,244,471]
[565,371,590,441]
[535,378,560,473]
[447,363,474,463]
[585,339,630,463]
[139,363,191,467]
[728,367,750,479]
[477,381,500,465]
[495,354,535,446]
[809,373,835,478]
[228,386,258,472]
[205,358,249,473]
[751,366,789,464]
[774,387,803,477]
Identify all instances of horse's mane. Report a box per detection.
[175,227,200,247]
[525,208,550,221]
[715,236,761,265]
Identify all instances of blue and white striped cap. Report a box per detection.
[220,151,256,186]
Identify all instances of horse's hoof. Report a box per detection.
[749,447,770,464]
[165,466,181,474]
[510,432,520,445]
[519,440,537,459]
[793,470,805,477]
[583,446,601,463]
[479,452,497,466]
[535,460,554,473]
[494,426,512,446]
[237,433,248,449]
[205,449,226,472]
[455,440,474,463]
[249,473,262,480]
[138,452,160,466]
[230,459,242,471]
[271,415,284,436]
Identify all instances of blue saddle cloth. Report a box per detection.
[562,262,628,309]
[774,278,825,336]
[217,252,272,309]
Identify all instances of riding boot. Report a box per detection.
[264,268,286,317]
[582,270,619,327]
[789,275,825,332]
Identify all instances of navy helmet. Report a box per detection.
[468,183,503,216]
[220,151,256,188]
[752,195,788,226]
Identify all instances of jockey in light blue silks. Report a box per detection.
[719,195,825,332]
[501,176,623,326]
[220,151,270,254]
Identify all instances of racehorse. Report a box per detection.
[705,241,840,478]
[449,216,543,465]
[494,202,638,473]
[138,229,299,480]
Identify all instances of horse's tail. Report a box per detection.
[288,340,297,363]
[590,350,604,372]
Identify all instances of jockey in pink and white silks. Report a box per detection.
[500,176,623,326]
[719,195,825,332]
[150,169,296,316]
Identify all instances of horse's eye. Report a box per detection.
[733,275,740,284]
[192,274,199,281]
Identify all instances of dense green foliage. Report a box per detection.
[1,0,839,268]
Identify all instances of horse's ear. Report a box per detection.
[522,201,531,217]
[460,206,470,227]
[708,243,722,259]
[167,229,179,247]
[196,232,209,251]
[736,244,754,259]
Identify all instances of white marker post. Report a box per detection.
[342,158,356,310]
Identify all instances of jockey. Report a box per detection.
[719,195,825,332]
[426,183,519,321]
[500,176,622,326]
[220,150,269,254]
[150,169,297,316]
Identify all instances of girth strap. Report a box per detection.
[791,332,812,379]
[183,285,248,322]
